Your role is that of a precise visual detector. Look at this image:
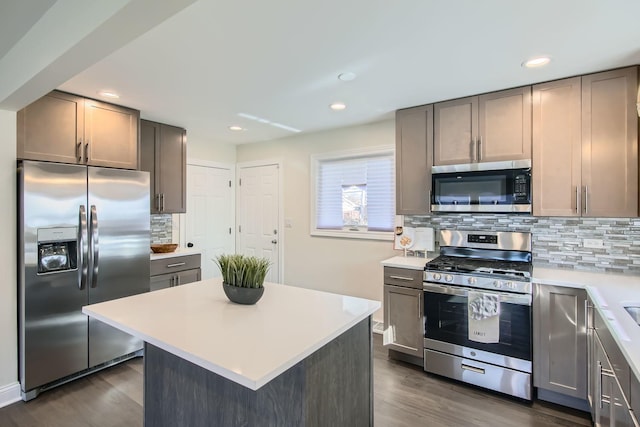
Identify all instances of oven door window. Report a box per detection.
[424,291,531,361]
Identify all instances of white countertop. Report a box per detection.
[150,247,202,260]
[533,267,640,381]
[82,279,380,391]
[381,255,433,270]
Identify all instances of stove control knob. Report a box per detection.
[433,273,442,281]
[444,274,453,283]
[493,280,503,289]
[467,277,477,285]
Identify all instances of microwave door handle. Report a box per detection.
[78,205,88,290]
[89,205,99,288]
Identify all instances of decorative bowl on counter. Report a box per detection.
[150,243,178,253]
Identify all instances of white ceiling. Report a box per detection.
[7,0,640,145]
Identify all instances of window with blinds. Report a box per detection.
[311,146,395,240]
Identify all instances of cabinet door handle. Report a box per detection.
[167,262,186,268]
[389,275,414,281]
[176,275,181,286]
[161,193,165,212]
[76,141,82,162]
[576,186,580,214]
[470,139,476,162]
[170,276,174,287]
[584,186,588,215]
[84,142,89,163]
[477,137,482,161]
[584,299,591,331]
[417,293,421,320]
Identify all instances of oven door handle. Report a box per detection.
[422,282,532,306]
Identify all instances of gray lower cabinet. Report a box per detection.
[150,254,201,291]
[533,284,588,409]
[395,105,433,214]
[383,267,423,363]
[589,298,638,427]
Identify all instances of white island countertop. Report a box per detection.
[82,279,380,391]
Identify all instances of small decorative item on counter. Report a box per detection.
[214,254,271,305]
[150,243,178,253]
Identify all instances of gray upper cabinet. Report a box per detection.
[395,105,433,214]
[533,284,587,401]
[532,77,582,217]
[17,90,140,169]
[83,98,139,169]
[533,67,638,217]
[581,67,638,218]
[433,87,531,166]
[140,119,186,214]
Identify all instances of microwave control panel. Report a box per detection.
[513,174,530,201]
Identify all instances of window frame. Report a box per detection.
[309,145,395,241]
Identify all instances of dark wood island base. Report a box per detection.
[144,318,373,427]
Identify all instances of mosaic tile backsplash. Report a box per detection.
[407,214,640,274]
[151,214,173,243]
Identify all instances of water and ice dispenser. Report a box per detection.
[37,227,78,274]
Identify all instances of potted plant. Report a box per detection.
[214,254,271,304]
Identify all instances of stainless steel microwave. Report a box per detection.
[431,160,532,213]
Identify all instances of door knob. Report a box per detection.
[187,242,194,248]
[271,239,277,244]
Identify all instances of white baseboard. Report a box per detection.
[0,382,21,408]
[372,320,384,335]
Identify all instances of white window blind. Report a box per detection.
[313,148,395,237]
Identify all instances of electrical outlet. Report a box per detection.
[583,238,604,249]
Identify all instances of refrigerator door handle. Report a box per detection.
[79,205,88,290]
[89,205,99,288]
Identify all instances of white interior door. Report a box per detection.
[184,162,234,279]
[237,163,281,283]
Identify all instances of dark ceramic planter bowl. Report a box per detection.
[222,283,264,305]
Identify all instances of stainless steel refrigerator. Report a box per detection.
[18,160,150,400]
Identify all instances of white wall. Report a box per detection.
[187,137,236,163]
[236,120,398,322]
[0,110,18,390]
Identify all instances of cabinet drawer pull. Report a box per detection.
[166,262,186,268]
[461,364,485,375]
[389,275,414,281]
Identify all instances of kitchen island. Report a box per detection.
[82,279,380,427]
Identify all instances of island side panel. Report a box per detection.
[143,317,373,427]
[304,317,373,427]
[144,344,305,426]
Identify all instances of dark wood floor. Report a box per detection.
[0,335,591,426]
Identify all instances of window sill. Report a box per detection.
[310,229,394,241]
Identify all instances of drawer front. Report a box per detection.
[424,349,532,400]
[151,254,201,276]
[384,266,423,289]
[595,308,631,399]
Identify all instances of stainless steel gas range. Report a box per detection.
[423,230,533,400]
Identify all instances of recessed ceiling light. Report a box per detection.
[522,56,551,68]
[330,102,347,111]
[228,126,244,131]
[338,72,357,82]
[98,91,120,99]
